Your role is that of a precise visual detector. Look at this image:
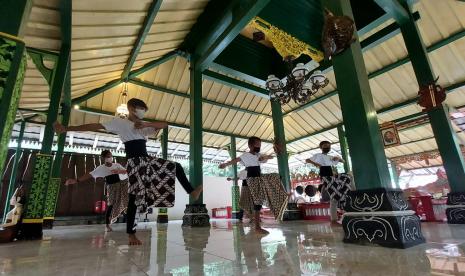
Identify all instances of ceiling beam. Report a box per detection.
[17,108,47,115]
[360,11,420,52]
[377,79,465,114]
[195,0,271,70]
[26,46,59,60]
[128,77,271,117]
[374,0,410,25]
[203,69,268,98]
[75,106,273,143]
[121,0,163,80]
[287,78,465,144]
[71,79,123,105]
[129,50,180,78]
[71,51,178,105]
[285,27,465,116]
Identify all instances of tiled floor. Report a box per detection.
[0,220,464,275]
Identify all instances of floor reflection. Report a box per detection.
[0,221,464,275]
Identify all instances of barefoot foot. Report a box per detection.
[105,225,113,232]
[190,185,203,200]
[128,234,142,245]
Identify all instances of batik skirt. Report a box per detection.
[239,185,255,218]
[126,156,176,213]
[322,173,353,206]
[106,179,129,224]
[246,173,289,221]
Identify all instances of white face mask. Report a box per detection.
[105,157,113,163]
[135,108,146,119]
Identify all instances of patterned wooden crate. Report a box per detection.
[299,202,331,221]
[212,206,232,219]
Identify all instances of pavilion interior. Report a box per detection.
[1,0,465,275]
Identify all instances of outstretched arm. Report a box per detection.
[65,173,94,186]
[134,120,168,130]
[54,122,104,134]
[332,156,344,163]
[305,159,322,168]
[259,155,274,162]
[218,157,241,169]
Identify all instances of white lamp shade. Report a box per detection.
[292,63,308,79]
[266,74,283,91]
[116,103,129,118]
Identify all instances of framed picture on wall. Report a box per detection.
[380,122,401,148]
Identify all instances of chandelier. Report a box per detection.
[266,62,329,105]
[115,83,129,118]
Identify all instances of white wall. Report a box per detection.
[146,176,232,221]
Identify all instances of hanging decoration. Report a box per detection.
[115,83,129,118]
[266,62,329,105]
[392,150,441,165]
[248,17,324,62]
[321,8,356,59]
[417,77,446,112]
[379,122,401,148]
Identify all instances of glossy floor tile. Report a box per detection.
[0,220,464,275]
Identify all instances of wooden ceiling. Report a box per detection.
[15,0,465,170]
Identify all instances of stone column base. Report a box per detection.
[157,215,168,224]
[182,204,210,227]
[446,192,465,224]
[342,188,425,248]
[283,203,302,221]
[231,211,242,220]
[42,218,54,229]
[157,208,168,224]
[18,222,43,240]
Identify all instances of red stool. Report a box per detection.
[94,201,107,214]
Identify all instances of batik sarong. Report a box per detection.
[246,173,289,221]
[239,185,255,218]
[126,156,176,213]
[106,179,129,224]
[323,173,353,204]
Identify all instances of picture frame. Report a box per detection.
[380,122,401,148]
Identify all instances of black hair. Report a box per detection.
[319,141,331,148]
[248,136,261,146]
[101,150,111,158]
[127,98,148,110]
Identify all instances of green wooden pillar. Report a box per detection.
[189,61,203,203]
[22,0,71,237]
[229,136,240,219]
[393,1,465,223]
[43,63,71,228]
[337,124,351,173]
[157,127,169,223]
[322,1,391,190]
[2,120,26,222]
[0,0,30,184]
[270,100,291,190]
[271,100,300,220]
[182,58,209,227]
[389,160,400,188]
[322,0,424,248]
